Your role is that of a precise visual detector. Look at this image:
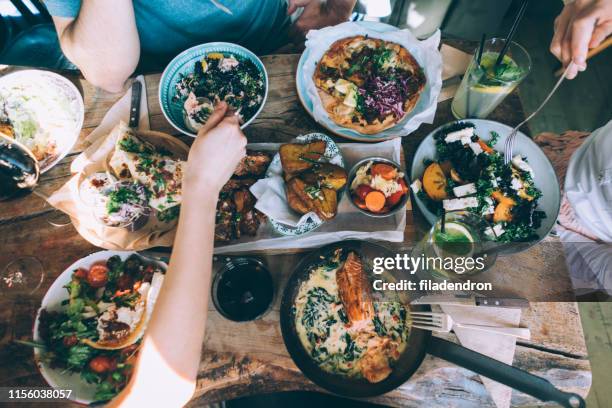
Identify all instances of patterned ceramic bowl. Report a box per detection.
[159,42,268,137]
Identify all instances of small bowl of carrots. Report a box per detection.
[348,157,409,218]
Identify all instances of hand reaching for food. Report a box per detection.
[184,102,247,195]
[550,0,612,79]
[288,0,356,40]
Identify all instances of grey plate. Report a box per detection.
[410,119,561,254]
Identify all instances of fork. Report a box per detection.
[410,311,531,340]
[503,62,574,164]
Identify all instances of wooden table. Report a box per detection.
[0,51,591,407]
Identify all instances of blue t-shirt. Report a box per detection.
[45,0,290,70]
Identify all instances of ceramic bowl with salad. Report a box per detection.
[159,42,268,137]
[410,119,560,254]
[348,157,409,217]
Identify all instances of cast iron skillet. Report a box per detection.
[280,240,585,408]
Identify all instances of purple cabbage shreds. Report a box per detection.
[361,76,405,118]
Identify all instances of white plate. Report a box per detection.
[0,70,84,173]
[32,251,167,405]
[410,119,561,253]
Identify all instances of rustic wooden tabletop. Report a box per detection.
[0,48,591,407]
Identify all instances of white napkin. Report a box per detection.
[71,76,149,173]
[440,305,522,408]
[303,22,443,139]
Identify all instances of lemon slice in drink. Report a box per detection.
[470,85,510,94]
[431,221,475,259]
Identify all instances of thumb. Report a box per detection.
[196,102,228,136]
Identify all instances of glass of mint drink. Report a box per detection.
[451,38,531,119]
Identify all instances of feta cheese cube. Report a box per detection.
[453,183,476,197]
[511,177,523,191]
[485,224,505,237]
[460,136,472,145]
[491,177,498,188]
[410,179,422,194]
[469,142,483,155]
[512,155,534,177]
[443,197,479,211]
[445,127,474,143]
[485,197,494,205]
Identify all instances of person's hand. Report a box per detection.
[183,102,247,195]
[287,0,355,41]
[550,0,612,79]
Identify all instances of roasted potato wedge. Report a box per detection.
[301,163,348,191]
[279,141,326,175]
[286,177,338,220]
[286,181,311,214]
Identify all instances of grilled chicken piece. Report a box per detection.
[215,198,235,242]
[221,178,256,194]
[336,252,374,324]
[234,151,272,177]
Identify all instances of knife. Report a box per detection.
[411,294,529,309]
[128,80,142,129]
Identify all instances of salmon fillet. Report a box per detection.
[336,252,374,324]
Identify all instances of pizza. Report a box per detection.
[313,36,426,134]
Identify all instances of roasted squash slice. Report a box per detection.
[491,190,516,223]
[422,163,448,201]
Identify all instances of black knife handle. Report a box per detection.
[475,297,530,308]
[129,80,142,128]
[427,337,585,408]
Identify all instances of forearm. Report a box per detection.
[109,191,218,407]
[56,0,140,92]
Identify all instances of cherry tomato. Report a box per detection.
[354,184,374,201]
[87,265,109,288]
[399,178,409,193]
[73,268,88,280]
[386,190,405,207]
[63,335,78,347]
[89,355,116,374]
[116,274,133,291]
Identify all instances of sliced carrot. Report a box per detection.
[477,139,494,154]
[365,191,386,212]
[491,190,516,205]
[371,163,398,180]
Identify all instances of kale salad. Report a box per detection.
[411,122,546,242]
[174,52,266,131]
